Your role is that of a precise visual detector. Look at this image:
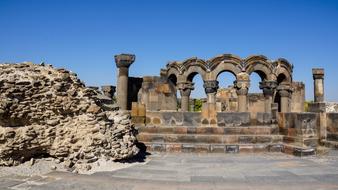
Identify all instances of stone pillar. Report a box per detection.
[114,54,135,110]
[203,80,219,104]
[260,81,277,113]
[277,84,292,113]
[178,82,194,112]
[234,72,250,112]
[312,68,324,102]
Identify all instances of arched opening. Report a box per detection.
[248,71,267,113]
[168,74,179,110]
[187,72,205,112]
[277,73,287,84]
[274,73,287,112]
[216,71,237,112]
[168,74,177,86]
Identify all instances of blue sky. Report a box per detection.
[1,0,337,101]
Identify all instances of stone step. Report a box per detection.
[142,142,284,153]
[283,136,319,147]
[322,140,338,149]
[137,133,283,144]
[137,125,279,135]
[282,143,316,157]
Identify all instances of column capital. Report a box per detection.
[177,81,194,96]
[234,81,249,95]
[277,83,293,98]
[260,80,277,96]
[312,68,324,80]
[203,80,219,94]
[115,54,135,68]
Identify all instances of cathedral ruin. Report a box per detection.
[114,53,337,156]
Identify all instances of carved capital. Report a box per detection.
[312,68,324,80]
[260,81,277,97]
[278,89,290,97]
[115,54,135,68]
[277,84,293,98]
[177,82,194,97]
[234,73,250,96]
[203,80,219,94]
[234,72,250,90]
[236,88,248,96]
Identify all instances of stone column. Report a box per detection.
[277,84,292,112]
[114,54,135,110]
[312,68,324,102]
[203,80,219,104]
[234,72,250,112]
[178,82,194,112]
[260,81,277,113]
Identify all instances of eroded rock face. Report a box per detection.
[0,62,139,166]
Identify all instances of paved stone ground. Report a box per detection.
[1,151,338,190]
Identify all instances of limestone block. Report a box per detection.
[131,102,138,117]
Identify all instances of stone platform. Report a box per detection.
[137,125,316,156]
[2,151,338,190]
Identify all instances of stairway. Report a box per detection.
[137,125,286,153]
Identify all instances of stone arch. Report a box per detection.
[273,58,293,83]
[183,66,207,82]
[245,55,273,81]
[275,68,292,83]
[211,63,241,81]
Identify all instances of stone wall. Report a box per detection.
[327,113,338,141]
[137,76,177,111]
[141,111,273,127]
[291,82,305,112]
[278,112,319,147]
[0,62,139,166]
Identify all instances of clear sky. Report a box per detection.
[1,0,337,101]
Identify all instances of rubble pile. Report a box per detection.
[0,62,139,167]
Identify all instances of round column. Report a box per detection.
[277,84,292,113]
[260,81,277,113]
[312,68,324,102]
[178,82,194,112]
[114,54,135,110]
[235,72,250,112]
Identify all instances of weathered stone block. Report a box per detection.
[256,112,272,125]
[217,112,250,127]
[183,112,201,127]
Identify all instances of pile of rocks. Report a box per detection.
[0,62,139,167]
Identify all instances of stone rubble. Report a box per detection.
[0,62,139,167]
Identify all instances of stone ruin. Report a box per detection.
[114,53,338,156]
[0,62,139,166]
[0,52,337,168]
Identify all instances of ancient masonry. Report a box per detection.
[0,62,139,166]
[115,53,338,156]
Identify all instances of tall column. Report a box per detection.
[114,54,135,110]
[277,84,292,112]
[235,72,250,112]
[178,82,194,112]
[203,80,219,104]
[312,68,324,102]
[259,81,277,113]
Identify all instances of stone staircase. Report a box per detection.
[137,125,287,153]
